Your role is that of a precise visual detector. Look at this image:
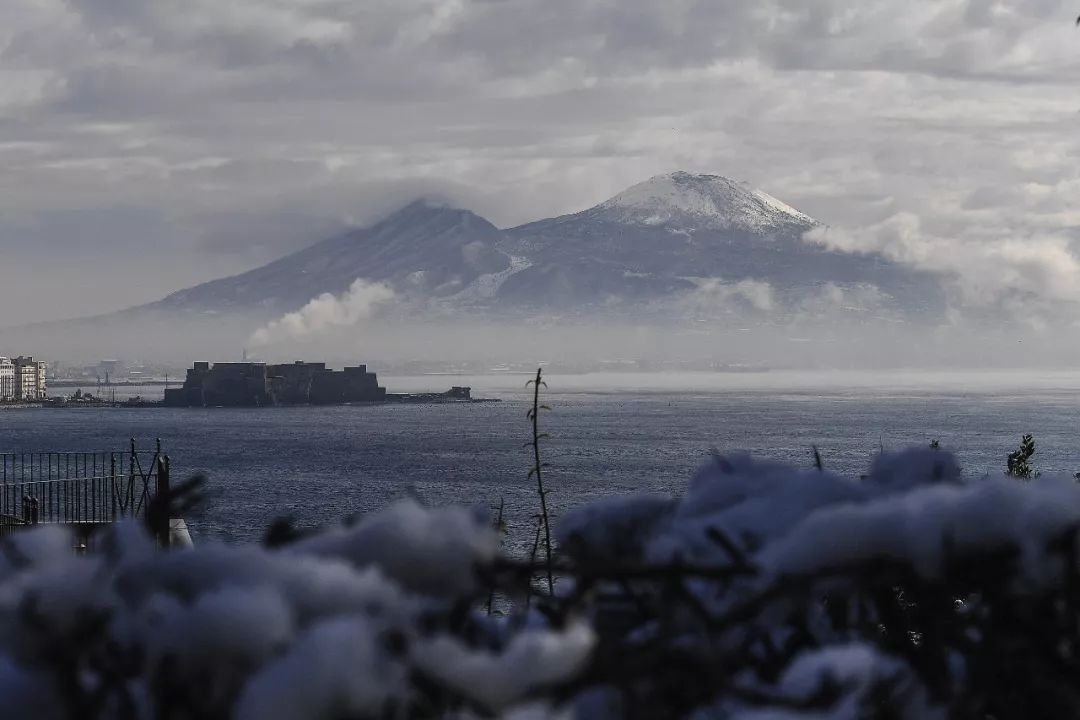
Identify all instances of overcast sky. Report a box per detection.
[2,0,1079,323]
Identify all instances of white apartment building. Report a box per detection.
[12,357,47,400]
[0,358,13,400]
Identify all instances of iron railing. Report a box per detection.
[0,452,117,484]
[0,475,141,525]
[0,440,170,531]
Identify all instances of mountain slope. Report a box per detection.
[123,172,946,324]
[497,172,944,318]
[150,200,512,317]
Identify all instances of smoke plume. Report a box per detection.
[250,279,395,347]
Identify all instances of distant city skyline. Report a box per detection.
[2,2,1079,324]
[0,356,47,400]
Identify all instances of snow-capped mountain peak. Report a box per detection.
[112,170,945,328]
[592,171,816,231]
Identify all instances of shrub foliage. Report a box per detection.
[2,444,1080,718]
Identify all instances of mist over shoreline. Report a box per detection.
[5,307,1080,375]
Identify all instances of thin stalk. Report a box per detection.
[527,368,554,595]
[525,515,543,609]
[487,497,505,615]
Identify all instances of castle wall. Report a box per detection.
[166,361,385,406]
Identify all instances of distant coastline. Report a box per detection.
[48,380,174,388]
[2,394,501,410]
[0,402,43,410]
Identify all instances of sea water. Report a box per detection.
[4,370,1080,545]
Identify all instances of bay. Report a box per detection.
[5,370,1080,546]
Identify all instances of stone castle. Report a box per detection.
[164,361,386,407]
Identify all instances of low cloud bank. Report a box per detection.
[804,215,1080,324]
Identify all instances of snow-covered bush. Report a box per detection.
[4,447,1080,719]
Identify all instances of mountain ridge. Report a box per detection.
[148,200,510,316]
[110,172,946,324]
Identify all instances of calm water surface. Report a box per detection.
[4,371,1080,545]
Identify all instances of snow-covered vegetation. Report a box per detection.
[2,446,1080,718]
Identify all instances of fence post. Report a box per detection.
[155,454,171,548]
[129,438,136,511]
[22,496,38,525]
[110,452,117,520]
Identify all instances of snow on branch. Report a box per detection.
[2,447,1080,718]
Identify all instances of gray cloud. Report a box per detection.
[1,0,1079,323]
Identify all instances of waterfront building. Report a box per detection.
[36,360,48,399]
[0,358,13,400]
[12,357,47,400]
[164,360,385,407]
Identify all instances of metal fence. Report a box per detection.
[0,513,23,540]
[0,451,115,483]
[0,440,169,533]
[1,475,136,526]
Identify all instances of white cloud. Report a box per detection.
[681,278,776,317]
[805,213,1080,322]
[250,279,395,346]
